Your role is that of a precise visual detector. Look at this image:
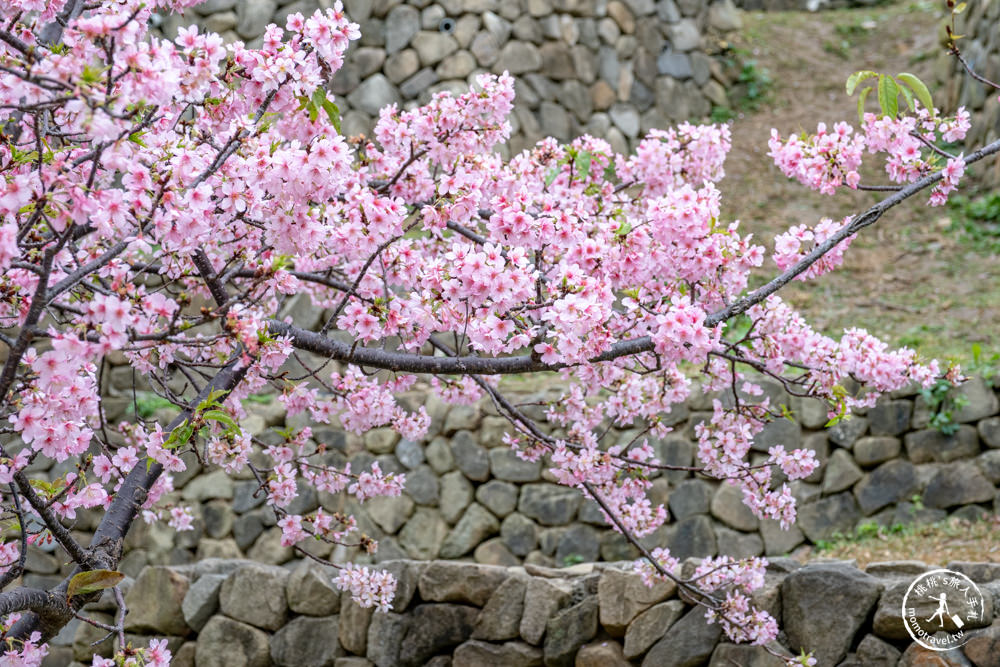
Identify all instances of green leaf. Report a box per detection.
[163,420,193,450]
[544,166,560,188]
[857,85,872,123]
[196,389,228,413]
[615,220,632,237]
[877,74,899,119]
[574,151,592,179]
[898,83,914,112]
[67,570,125,602]
[202,409,239,433]
[896,72,934,114]
[953,2,967,13]
[846,70,878,96]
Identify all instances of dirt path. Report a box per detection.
[721,1,1000,364]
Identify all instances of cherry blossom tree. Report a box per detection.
[0,0,996,664]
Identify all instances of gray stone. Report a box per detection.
[623,600,684,659]
[494,41,543,74]
[709,644,786,667]
[399,507,450,559]
[181,469,234,501]
[196,616,271,667]
[708,0,742,31]
[347,74,401,117]
[714,525,764,559]
[963,619,1000,666]
[453,640,543,666]
[366,493,415,534]
[782,564,883,665]
[437,50,477,78]
[598,567,675,636]
[426,436,455,473]
[797,492,861,542]
[473,575,528,640]
[270,616,342,667]
[440,503,500,558]
[413,31,459,66]
[419,561,509,606]
[518,484,581,525]
[899,643,975,665]
[854,436,902,467]
[474,538,519,566]
[871,579,914,640]
[398,604,478,666]
[657,50,692,79]
[202,500,235,540]
[864,560,930,576]
[404,464,440,505]
[385,49,421,84]
[501,513,539,556]
[544,598,599,667]
[608,104,640,138]
[233,480,267,513]
[385,4,420,53]
[366,611,407,667]
[710,482,759,531]
[905,425,980,463]
[829,416,869,448]
[759,518,805,556]
[452,431,490,482]
[181,573,224,632]
[752,418,801,452]
[123,566,191,636]
[868,399,913,436]
[668,478,713,519]
[555,524,600,564]
[854,459,919,515]
[664,515,717,561]
[978,416,1000,448]
[476,480,519,517]
[952,376,1000,422]
[339,599,373,656]
[440,470,475,523]
[539,100,572,141]
[823,448,864,494]
[521,577,574,644]
[924,462,996,508]
[854,634,901,666]
[287,559,340,616]
[219,564,290,631]
[641,606,721,667]
[490,448,543,482]
[236,0,278,39]
[470,31,501,67]
[395,440,425,469]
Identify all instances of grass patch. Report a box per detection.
[802,515,1000,567]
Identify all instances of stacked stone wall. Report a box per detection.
[939,0,1000,177]
[45,556,1000,666]
[155,0,745,154]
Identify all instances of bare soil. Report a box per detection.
[721,0,1000,365]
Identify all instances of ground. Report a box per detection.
[721,0,1000,365]
[722,1,1000,564]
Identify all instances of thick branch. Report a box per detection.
[270,135,1000,375]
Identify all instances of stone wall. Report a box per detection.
[155,0,745,155]
[19,347,1000,600]
[45,556,1000,666]
[940,0,1000,177]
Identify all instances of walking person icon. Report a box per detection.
[926,593,949,627]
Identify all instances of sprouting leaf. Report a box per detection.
[953,2,967,13]
[877,74,899,119]
[898,83,915,112]
[896,72,934,115]
[846,70,878,96]
[312,89,341,132]
[202,410,239,433]
[614,220,632,237]
[857,85,872,123]
[196,389,228,413]
[162,420,193,450]
[544,166,560,187]
[574,151,592,179]
[67,570,124,603]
